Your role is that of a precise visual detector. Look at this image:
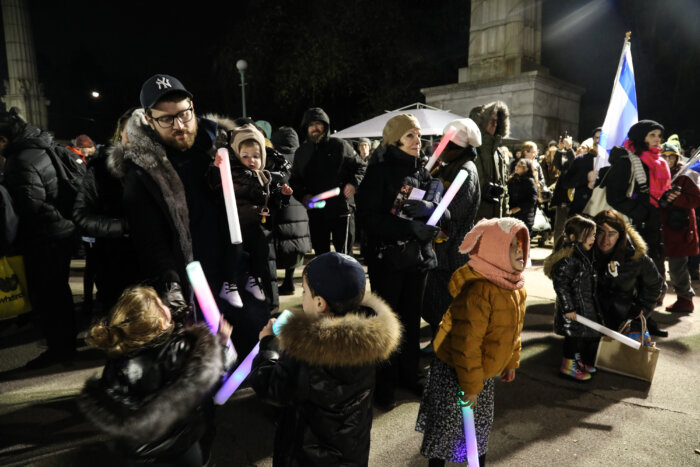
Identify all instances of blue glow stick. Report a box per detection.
[213,310,294,405]
[459,392,480,467]
[306,200,327,209]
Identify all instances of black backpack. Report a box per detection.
[45,145,86,220]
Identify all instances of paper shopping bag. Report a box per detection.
[0,255,30,319]
[595,336,659,382]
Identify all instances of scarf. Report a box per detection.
[467,255,524,290]
[626,141,671,206]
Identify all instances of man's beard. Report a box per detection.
[161,120,198,151]
[308,130,323,144]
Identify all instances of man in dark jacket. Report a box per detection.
[290,107,366,255]
[1,107,76,368]
[469,101,510,220]
[560,128,601,217]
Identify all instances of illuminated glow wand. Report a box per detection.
[426,169,468,226]
[213,309,293,405]
[306,200,327,209]
[424,126,457,172]
[217,148,243,244]
[310,187,341,203]
[186,261,235,351]
[458,391,480,467]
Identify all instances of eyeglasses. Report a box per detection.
[149,105,194,128]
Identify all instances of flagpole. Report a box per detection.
[604,32,632,110]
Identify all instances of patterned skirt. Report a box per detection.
[415,358,495,462]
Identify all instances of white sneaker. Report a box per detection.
[219,281,243,308]
[245,276,266,301]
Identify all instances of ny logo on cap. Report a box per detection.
[155,77,172,90]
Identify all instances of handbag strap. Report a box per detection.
[617,315,650,341]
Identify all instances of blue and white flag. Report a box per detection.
[597,38,638,170]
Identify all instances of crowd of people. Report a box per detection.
[0,73,697,466]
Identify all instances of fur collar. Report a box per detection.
[625,223,647,261]
[543,245,575,278]
[78,324,224,443]
[279,293,401,367]
[469,101,510,138]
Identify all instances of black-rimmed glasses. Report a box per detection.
[150,105,194,128]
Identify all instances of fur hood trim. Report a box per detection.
[279,293,401,367]
[468,101,510,138]
[625,223,647,260]
[543,246,574,278]
[78,324,224,443]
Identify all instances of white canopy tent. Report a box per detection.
[332,103,467,139]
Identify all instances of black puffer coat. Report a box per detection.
[78,324,227,461]
[595,224,663,330]
[270,128,311,268]
[550,148,575,206]
[356,145,438,272]
[3,124,75,242]
[290,108,366,219]
[560,151,595,215]
[249,294,401,467]
[507,175,538,231]
[544,242,603,338]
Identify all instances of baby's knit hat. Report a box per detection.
[382,114,420,148]
[75,134,95,148]
[231,123,267,168]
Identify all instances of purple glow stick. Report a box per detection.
[426,169,468,226]
[460,404,480,467]
[217,148,243,244]
[310,187,341,203]
[213,310,294,405]
[424,126,457,172]
[306,200,327,209]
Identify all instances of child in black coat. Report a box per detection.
[507,158,539,233]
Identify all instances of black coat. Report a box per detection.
[550,149,574,206]
[2,124,75,243]
[270,128,311,266]
[507,175,538,230]
[79,325,227,461]
[560,151,595,215]
[290,108,366,219]
[545,242,603,338]
[356,145,438,272]
[249,294,401,467]
[595,225,663,330]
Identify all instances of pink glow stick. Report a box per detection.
[424,126,457,172]
[426,169,468,226]
[310,187,341,203]
[186,261,234,351]
[214,310,293,405]
[217,148,243,244]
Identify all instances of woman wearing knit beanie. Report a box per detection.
[416,217,528,466]
[356,114,442,410]
[603,119,679,337]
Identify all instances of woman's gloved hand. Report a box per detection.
[402,199,437,218]
[408,221,439,242]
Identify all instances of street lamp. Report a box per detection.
[90,90,100,98]
[236,59,248,118]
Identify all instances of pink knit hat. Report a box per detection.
[459,218,529,283]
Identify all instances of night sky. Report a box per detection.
[3,0,699,147]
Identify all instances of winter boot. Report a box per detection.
[245,276,266,301]
[646,316,668,337]
[560,357,591,381]
[575,352,596,374]
[219,281,243,308]
[665,296,694,313]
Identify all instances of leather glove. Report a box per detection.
[402,199,437,218]
[161,281,192,325]
[408,221,439,242]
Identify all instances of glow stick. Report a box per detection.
[186,261,222,333]
[459,400,480,467]
[576,315,641,350]
[306,200,327,209]
[217,148,243,244]
[424,126,457,172]
[426,169,468,226]
[214,310,293,405]
[310,187,341,202]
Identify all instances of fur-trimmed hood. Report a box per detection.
[624,222,647,261]
[78,324,225,444]
[469,100,510,139]
[278,293,401,367]
[543,244,575,278]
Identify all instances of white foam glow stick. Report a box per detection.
[424,126,457,172]
[310,187,341,203]
[213,310,294,405]
[217,148,243,244]
[186,261,234,351]
[461,404,480,467]
[576,315,641,350]
[426,169,468,226]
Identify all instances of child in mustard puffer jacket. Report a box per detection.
[416,217,529,467]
